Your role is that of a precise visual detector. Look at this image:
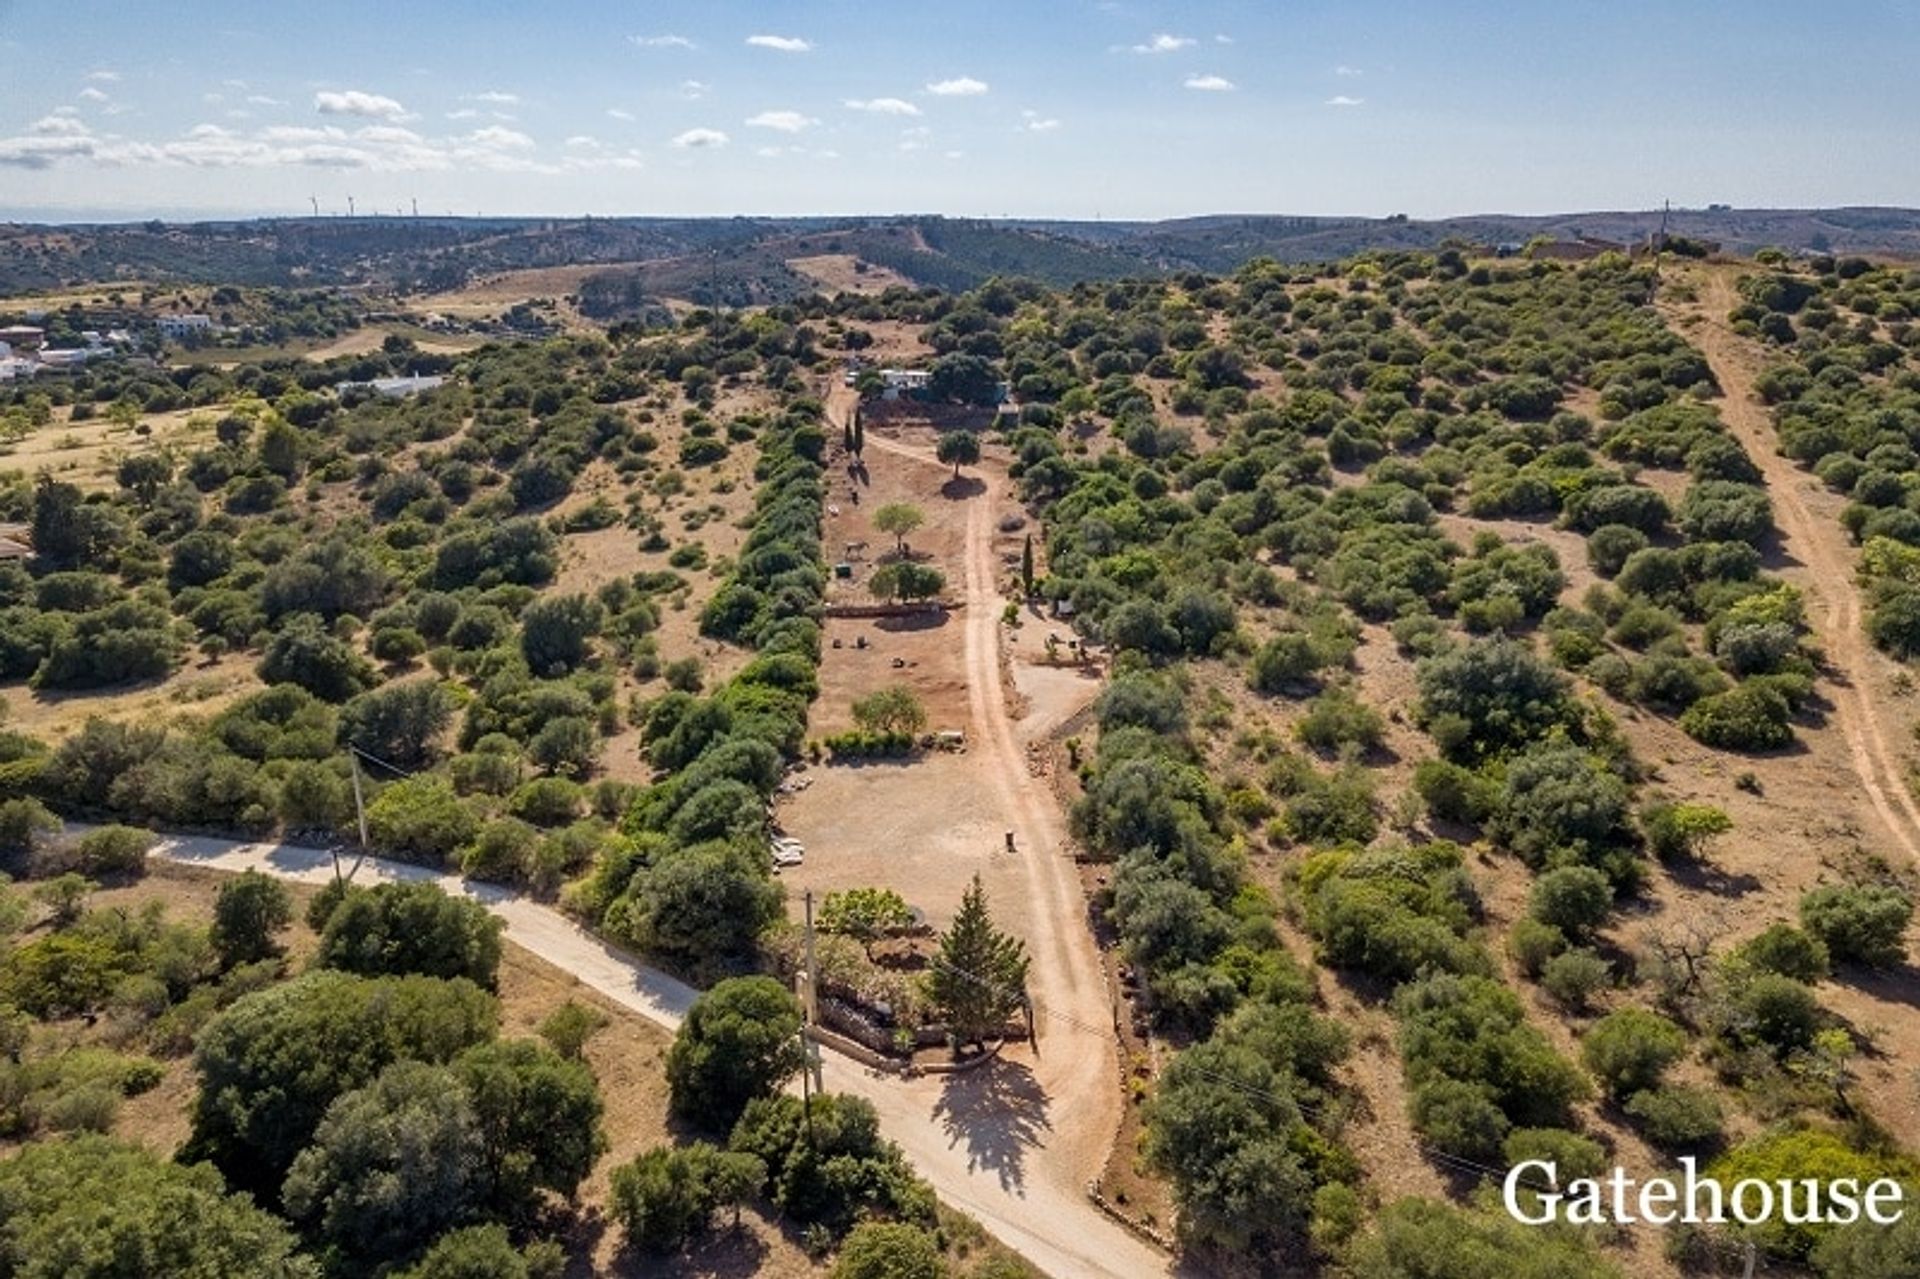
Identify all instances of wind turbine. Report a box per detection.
[347,194,356,218]
[309,195,318,217]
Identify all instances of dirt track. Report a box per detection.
[839,400,1137,1243]
[1667,269,1920,861]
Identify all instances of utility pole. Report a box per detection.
[345,746,370,885]
[798,890,824,1146]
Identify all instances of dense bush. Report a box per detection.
[184,970,497,1195]
[1799,883,1914,968]
[1580,1007,1687,1100]
[728,1093,934,1235]
[0,1137,314,1278]
[666,976,804,1132]
[315,881,505,988]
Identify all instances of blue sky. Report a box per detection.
[1,0,1915,221]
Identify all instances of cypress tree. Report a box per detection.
[928,874,1029,1050]
[1020,534,1035,597]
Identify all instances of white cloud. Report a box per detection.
[1325,95,1364,107]
[671,127,728,149]
[1184,74,1235,92]
[565,135,600,149]
[0,112,576,175]
[79,87,110,103]
[85,69,120,82]
[445,109,480,121]
[313,89,410,121]
[29,115,89,137]
[746,110,818,133]
[680,80,709,100]
[926,76,988,97]
[1336,65,1363,76]
[746,34,812,52]
[470,90,519,105]
[944,149,964,160]
[845,97,920,116]
[1131,33,1195,54]
[1215,34,1235,44]
[246,94,286,107]
[606,107,635,121]
[467,125,533,150]
[631,34,694,49]
[1020,110,1062,133]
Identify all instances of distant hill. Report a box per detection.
[3,206,1916,299]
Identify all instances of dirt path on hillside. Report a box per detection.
[1667,269,1920,863]
[147,829,1170,1279]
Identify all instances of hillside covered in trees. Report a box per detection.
[1,244,1919,1277]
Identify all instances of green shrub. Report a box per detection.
[1508,918,1567,979]
[69,824,153,877]
[1528,866,1614,938]
[1623,1086,1724,1151]
[1732,923,1830,982]
[830,1223,947,1279]
[1540,948,1610,1012]
[1679,683,1793,751]
[1580,1007,1687,1100]
[1799,883,1913,967]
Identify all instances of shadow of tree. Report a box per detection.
[1662,855,1764,898]
[941,475,987,500]
[930,1058,1053,1194]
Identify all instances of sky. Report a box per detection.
[0,0,1915,223]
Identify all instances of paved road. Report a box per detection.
[152,832,1175,1279]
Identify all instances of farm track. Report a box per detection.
[1670,270,1920,861]
[846,412,1154,1275]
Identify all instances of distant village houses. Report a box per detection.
[0,325,130,378]
[156,314,214,341]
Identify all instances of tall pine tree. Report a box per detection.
[929,874,1029,1050]
[1020,534,1035,597]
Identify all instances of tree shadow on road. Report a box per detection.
[930,1057,1053,1195]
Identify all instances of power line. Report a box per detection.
[346,741,416,780]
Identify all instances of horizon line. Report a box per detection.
[2,202,1914,230]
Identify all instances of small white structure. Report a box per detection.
[334,374,447,399]
[879,368,930,400]
[156,314,213,340]
[34,348,96,371]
